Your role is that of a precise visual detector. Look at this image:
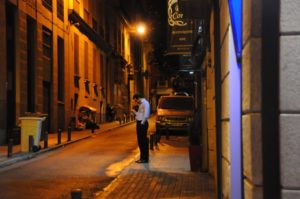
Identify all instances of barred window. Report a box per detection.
[93,48,97,82]
[57,37,64,101]
[100,54,104,87]
[42,26,52,82]
[84,41,88,79]
[73,0,80,13]
[74,34,79,75]
[92,18,98,32]
[42,0,52,11]
[84,9,90,25]
[57,0,64,21]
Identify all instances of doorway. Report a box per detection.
[6,3,16,139]
[27,16,36,112]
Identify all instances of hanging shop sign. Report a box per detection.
[167,0,196,55]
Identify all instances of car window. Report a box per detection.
[158,97,194,110]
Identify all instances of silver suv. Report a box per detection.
[156,95,195,133]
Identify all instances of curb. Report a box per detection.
[0,121,135,169]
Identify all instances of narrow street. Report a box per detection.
[0,123,138,199]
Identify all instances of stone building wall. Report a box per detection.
[219,0,231,198]
[242,0,263,198]
[279,0,300,198]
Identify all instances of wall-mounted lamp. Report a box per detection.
[70,21,80,27]
[142,70,149,79]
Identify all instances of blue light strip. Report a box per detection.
[228,1,242,199]
[229,0,242,60]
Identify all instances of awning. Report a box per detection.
[79,105,97,112]
[68,9,111,53]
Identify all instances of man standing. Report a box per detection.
[132,93,150,163]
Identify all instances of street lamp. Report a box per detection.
[136,23,146,35]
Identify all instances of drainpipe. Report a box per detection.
[213,0,222,198]
[261,0,280,198]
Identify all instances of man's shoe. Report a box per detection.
[135,159,148,163]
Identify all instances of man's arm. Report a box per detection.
[141,100,150,124]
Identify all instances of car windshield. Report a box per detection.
[158,97,194,110]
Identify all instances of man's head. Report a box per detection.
[133,93,143,104]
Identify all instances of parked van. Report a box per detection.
[156,95,195,134]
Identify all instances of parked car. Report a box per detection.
[156,95,195,134]
[173,91,189,96]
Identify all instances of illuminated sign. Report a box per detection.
[167,0,199,56]
[229,0,242,60]
[168,0,187,27]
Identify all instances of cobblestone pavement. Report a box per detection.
[0,118,216,199]
[95,136,216,199]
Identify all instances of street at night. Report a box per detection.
[0,0,299,198]
[0,123,138,198]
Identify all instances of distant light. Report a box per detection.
[137,24,146,35]
[189,71,194,75]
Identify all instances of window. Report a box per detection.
[158,97,194,110]
[27,17,36,112]
[84,41,88,79]
[42,0,52,11]
[105,19,110,42]
[92,18,98,32]
[57,0,64,21]
[84,9,90,25]
[73,0,80,13]
[114,24,118,50]
[57,37,64,101]
[74,34,79,75]
[100,53,104,87]
[93,48,97,83]
[121,31,125,56]
[42,26,52,82]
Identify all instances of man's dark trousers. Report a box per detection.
[136,120,149,161]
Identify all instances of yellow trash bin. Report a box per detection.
[19,117,46,152]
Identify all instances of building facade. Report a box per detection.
[0,0,149,144]
[192,0,300,198]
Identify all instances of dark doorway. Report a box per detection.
[27,16,36,112]
[57,36,65,129]
[42,26,52,132]
[43,81,51,132]
[6,3,16,138]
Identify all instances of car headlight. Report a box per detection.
[187,117,194,122]
[158,116,166,121]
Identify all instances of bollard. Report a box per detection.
[57,128,62,145]
[7,138,13,158]
[29,135,34,152]
[150,134,154,150]
[156,131,161,143]
[67,127,72,141]
[154,132,158,146]
[71,188,82,199]
[166,130,170,140]
[44,131,48,149]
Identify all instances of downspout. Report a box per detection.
[213,0,222,198]
[261,0,280,198]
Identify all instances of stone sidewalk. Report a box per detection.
[95,136,216,199]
